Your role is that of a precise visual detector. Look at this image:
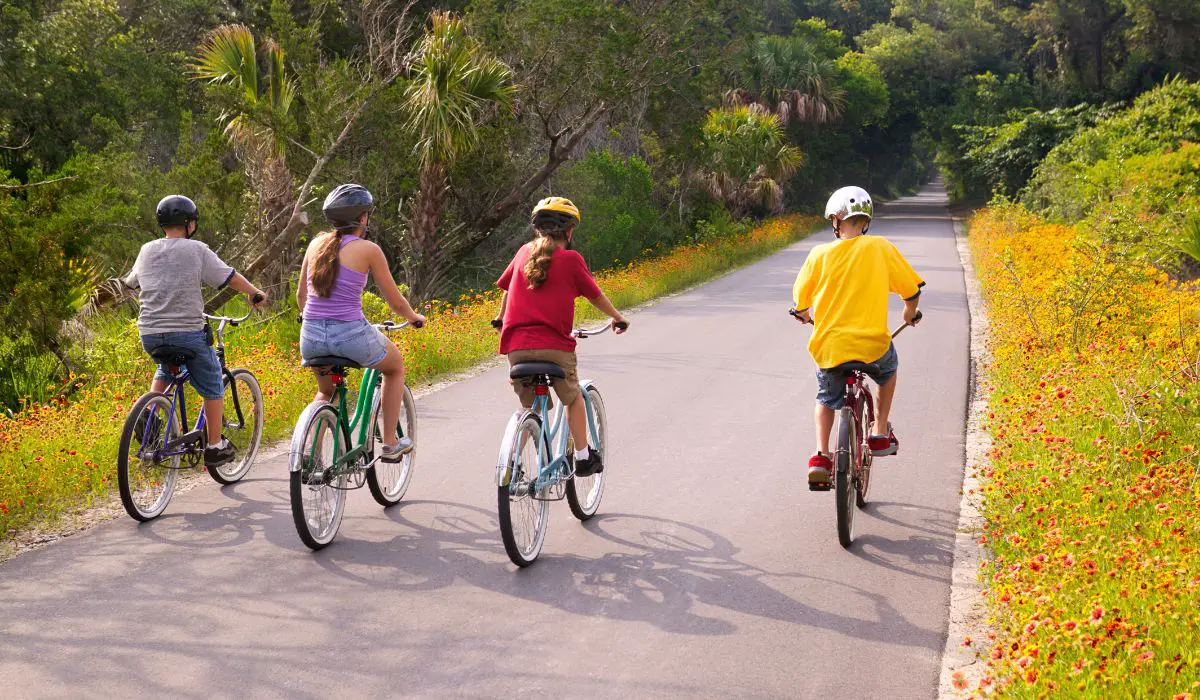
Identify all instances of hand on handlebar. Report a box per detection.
[250,290,268,308]
[612,317,629,334]
[408,313,427,329]
[903,307,922,326]
[790,308,813,324]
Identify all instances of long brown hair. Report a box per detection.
[310,231,343,298]
[524,227,570,289]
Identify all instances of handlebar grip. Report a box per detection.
[411,319,425,329]
[252,293,264,305]
[614,320,629,331]
[491,319,503,330]
[912,310,923,323]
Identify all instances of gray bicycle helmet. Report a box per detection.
[322,184,374,229]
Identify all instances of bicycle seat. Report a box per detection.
[302,355,364,369]
[509,362,566,379]
[149,345,197,364]
[829,361,876,373]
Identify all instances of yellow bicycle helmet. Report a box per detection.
[531,196,580,230]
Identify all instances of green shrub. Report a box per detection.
[557,151,671,267]
[1023,78,1200,220]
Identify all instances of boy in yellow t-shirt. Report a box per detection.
[792,186,924,486]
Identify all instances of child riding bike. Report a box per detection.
[492,197,629,477]
[296,184,426,463]
[792,186,924,486]
[124,195,267,468]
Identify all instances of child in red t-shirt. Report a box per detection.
[493,197,629,476]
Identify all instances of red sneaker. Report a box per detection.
[807,452,833,485]
[868,424,898,456]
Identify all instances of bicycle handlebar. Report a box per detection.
[789,307,923,338]
[205,293,265,326]
[573,320,629,338]
[377,319,422,331]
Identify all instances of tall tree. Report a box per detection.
[399,11,515,299]
[700,105,804,216]
[725,34,847,125]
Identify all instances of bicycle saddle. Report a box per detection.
[829,361,876,373]
[149,345,197,364]
[509,362,566,379]
[302,355,363,369]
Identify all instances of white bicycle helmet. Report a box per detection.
[824,186,874,222]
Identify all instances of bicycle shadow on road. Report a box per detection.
[848,501,956,584]
[305,501,944,650]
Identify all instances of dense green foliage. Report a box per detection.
[4,0,1200,410]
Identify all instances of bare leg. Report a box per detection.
[815,402,835,454]
[567,394,589,451]
[369,342,406,448]
[310,368,335,403]
[150,378,170,394]
[874,374,897,435]
[204,398,223,444]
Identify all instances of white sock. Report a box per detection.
[574,446,590,461]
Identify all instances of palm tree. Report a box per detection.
[701,105,804,217]
[192,25,298,291]
[725,36,845,126]
[401,11,516,299]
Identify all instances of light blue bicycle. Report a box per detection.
[495,322,625,567]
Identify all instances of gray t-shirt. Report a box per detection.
[124,238,235,334]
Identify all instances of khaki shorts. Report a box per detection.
[507,349,580,408]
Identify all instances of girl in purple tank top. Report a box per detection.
[297,184,426,462]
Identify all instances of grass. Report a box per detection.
[961,204,1200,698]
[0,214,820,540]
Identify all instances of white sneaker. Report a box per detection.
[380,437,414,462]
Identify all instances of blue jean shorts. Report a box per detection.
[141,330,225,400]
[816,344,899,410]
[300,319,390,368]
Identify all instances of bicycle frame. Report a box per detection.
[501,379,599,492]
[314,366,384,475]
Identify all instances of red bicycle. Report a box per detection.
[791,309,922,547]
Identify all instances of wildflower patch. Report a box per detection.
[968,204,1200,697]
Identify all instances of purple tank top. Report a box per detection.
[303,234,368,321]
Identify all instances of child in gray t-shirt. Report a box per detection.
[124,195,267,468]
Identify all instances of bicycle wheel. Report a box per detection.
[567,385,607,521]
[209,369,264,485]
[117,392,180,521]
[497,413,549,567]
[835,407,856,548]
[856,391,875,509]
[366,384,417,507]
[289,403,347,550]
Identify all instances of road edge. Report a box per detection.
[937,217,994,697]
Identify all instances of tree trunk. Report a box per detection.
[406,162,449,301]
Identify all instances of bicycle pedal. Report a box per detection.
[808,482,832,492]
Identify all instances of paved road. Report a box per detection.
[0,182,968,699]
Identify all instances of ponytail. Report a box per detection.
[524,228,568,289]
[310,231,342,298]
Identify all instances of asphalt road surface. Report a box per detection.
[0,181,969,699]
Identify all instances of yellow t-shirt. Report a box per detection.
[792,235,924,369]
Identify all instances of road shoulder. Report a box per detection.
[937,217,993,697]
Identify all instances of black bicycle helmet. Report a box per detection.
[322,184,374,229]
[156,195,199,228]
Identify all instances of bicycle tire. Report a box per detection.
[117,392,180,521]
[567,385,607,521]
[366,384,417,507]
[497,413,549,567]
[856,390,875,509]
[835,407,856,548]
[208,369,263,485]
[289,403,347,550]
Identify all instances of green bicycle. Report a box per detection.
[288,320,418,550]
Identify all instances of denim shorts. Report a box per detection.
[141,330,225,400]
[300,319,389,368]
[816,344,899,410]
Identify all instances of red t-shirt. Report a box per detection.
[497,244,603,353]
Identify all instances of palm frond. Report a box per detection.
[192,25,259,104]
